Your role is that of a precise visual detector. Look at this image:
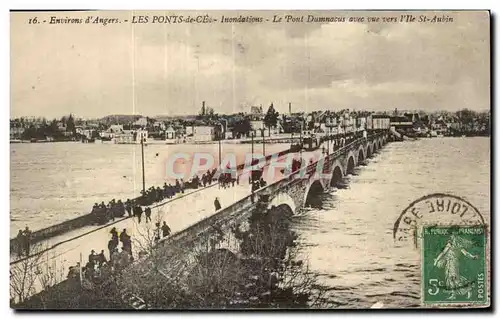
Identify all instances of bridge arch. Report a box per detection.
[330,165,343,187]
[357,145,365,164]
[268,192,296,215]
[304,180,325,208]
[267,202,295,222]
[366,144,373,158]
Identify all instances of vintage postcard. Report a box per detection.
[9,10,490,310]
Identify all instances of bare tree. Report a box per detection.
[10,242,48,305]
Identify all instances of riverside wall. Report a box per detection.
[12,132,389,308]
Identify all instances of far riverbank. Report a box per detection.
[10,133,491,146]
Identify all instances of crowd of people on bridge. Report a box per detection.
[15,226,32,257]
[251,177,267,193]
[89,178,189,225]
[140,178,189,205]
[69,135,384,288]
[67,227,135,285]
[91,200,126,224]
[17,136,371,262]
[202,169,217,187]
[218,172,239,189]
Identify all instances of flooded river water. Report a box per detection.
[10,138,490,308]
[10,141,288,237]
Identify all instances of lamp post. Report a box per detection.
[299,122,303,158]
[218,137,222,168]
[343,121,347,145]
[251,130,254,159]
[250,130,255,199]
[141,134,146,195]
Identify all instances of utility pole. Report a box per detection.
[299,122,303,145]
[141,134,145,195]
[218,120,227,168]
[251,130,254,158]
[251,131,255,197]
[79,252,83,285]
[327,129,330,154]
[299,122,303,158]
[299,122,304,162]
[218,137,222,168]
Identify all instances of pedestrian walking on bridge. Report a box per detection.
[180,178,185,193]
[16,230,24,257]
[120,229,132,255]
[162,221,171,238]
[125,199,132,217]
[97,249,107,267]
[259,177,267,189]
[22,226,32,256]
[117,200,125,217]
[110,227,118,240]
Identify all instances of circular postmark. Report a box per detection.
[393,193,485,244]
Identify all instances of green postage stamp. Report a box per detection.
[421,225,488,306]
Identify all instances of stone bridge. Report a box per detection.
[124,130,390,284]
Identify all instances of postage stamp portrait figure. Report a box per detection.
[421,225,487,306]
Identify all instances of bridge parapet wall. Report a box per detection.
[15,131,390,307]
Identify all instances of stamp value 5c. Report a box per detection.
[421,225,488,306]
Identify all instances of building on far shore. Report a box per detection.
[389,115,413,130]
[250,120,264,132]
[249,106,264,120]
[184,126,215,142]
[250,120,282,136]
[10,127,25,140]
[165,125,177,144]
[193,126,215,142]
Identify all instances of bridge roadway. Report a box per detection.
[10,144,328,301]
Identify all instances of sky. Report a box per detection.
[10,10,490,119]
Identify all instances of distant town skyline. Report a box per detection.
[11,11,490,119]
